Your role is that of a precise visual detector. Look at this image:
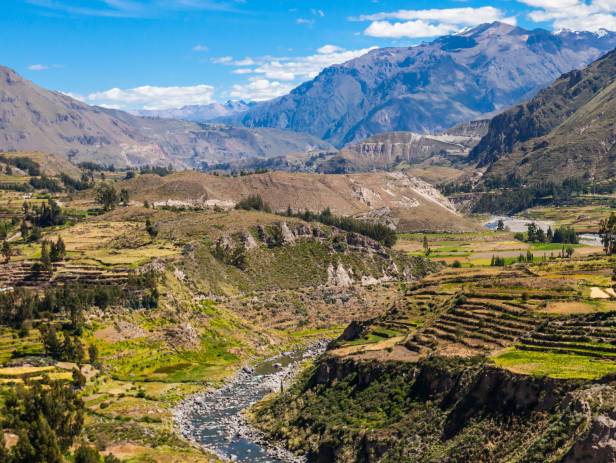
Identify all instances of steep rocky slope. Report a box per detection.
[120,170,481,232]
[0,66,332,168]
[470,47,616,182]
[317,122,488,173]
[235,23,616,147]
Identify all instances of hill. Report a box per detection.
[120,170,480,232]
[470,47,616,183]
[315,121,488,173]
[234,23,616,147]
[0,66,332,168]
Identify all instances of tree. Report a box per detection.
[2,240,10,263]
[104,454,122,463]
[496,219,505,231]
[20,221,29,241]
[145,218,158,238]
[565,245,575,258]
[40,241,52,273]
[95,183,119,211]
[119,188,130,206]
[423,235,431,256]
[10,415,63,463]
[88,344,99,364]
[50,236,66,262]
[74,444,102,463]
[41,324,62,359]
[72,367,87,390]
[599,212,616,255]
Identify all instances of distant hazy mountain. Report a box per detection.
[471,47,616,183]
[0,66,332,168]
[135,100,256,122]
[234,22,616,147]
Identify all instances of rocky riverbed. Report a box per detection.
[175,341,328,462]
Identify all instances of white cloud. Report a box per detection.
[296,18,314,26]
[212,56,233,64]
[317,44,344,54]
[364,20,460,39]
[68,84,216,110]
[28,64,50,71]
[519,0,616,31]
[219,46,375,82]
[311,8,325,17]
[192,44,209,52]
[353,6,516,39]
[217,45,375,101]
[230,78,295,101]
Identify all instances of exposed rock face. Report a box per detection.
[467,45,616,186]
[327,263,354,288]
[258,355,616,463]
[235,23,616,147]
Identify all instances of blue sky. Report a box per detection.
[2,0,616,109]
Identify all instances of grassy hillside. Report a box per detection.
[119,170,481,233]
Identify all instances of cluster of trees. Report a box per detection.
[0,156,41,176]
[473,177,587,214]
[24,199,66,228]
[0,377,119,463]
[284,206,397,248]
[0,273,159,331]
[600,212,616,255]
[40,324,99,364]
[490,255,507,266]
[236,194,271,212]
[514,223,578,245]
[60,173,93,192]
[95,183,129,210]
[29,176,62,192]
[139,164,174,177]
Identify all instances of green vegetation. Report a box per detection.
[492,348,616,380]
[284,207,397,247]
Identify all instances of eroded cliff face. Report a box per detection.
[253,355,616,463]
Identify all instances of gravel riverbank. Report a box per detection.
[175,341,328,463]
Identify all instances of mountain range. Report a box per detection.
[233,22,616,147]
[0,66,331,168]
[471,46,616,183]
[134,100,256,122]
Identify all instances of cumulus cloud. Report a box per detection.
[192,44,209,52]
[216,44,375,101]
[230,78,295,101]
[518,0,616,31]
[67,84,216,110]
[28,64,50,71]
[353,6,516,38]
[216,45,376,82]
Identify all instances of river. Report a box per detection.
[175,341,327,463]
[483,216,602,247]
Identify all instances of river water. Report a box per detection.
[175,341,327,463]
[483,216,602,247]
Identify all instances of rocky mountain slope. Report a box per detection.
[0,66,332,168]
[470,47,616,183]
[134,100,256,122]
[234,22,616,147]
[315,121,489,173]
[120,170,480,232]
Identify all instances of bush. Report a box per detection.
[236,194,271,212]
